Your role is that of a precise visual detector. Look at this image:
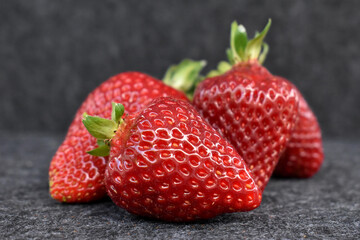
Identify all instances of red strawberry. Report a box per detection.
[168,20,300,192]
[49,60,205,203]
[83,98,262,222]
[274,85,324,178]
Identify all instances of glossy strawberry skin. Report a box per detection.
[105,97,261,222]
[193,62,299,192]
[49,72,188,203]
[274,87,324,178]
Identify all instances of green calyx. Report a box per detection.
[163,59,206,100]
[207,19,272,78]
[206,61,233,78]
[228,19,271,65]
[82,102,125,157]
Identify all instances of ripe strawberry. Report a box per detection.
[168,20,300,192]
[274,85,324,178]
[83,98,262,222]
[49,60,205,203]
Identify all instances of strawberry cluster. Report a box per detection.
[49,20,323,222]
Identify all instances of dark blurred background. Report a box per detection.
[1,0,359,139]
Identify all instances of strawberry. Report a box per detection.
[83,98,262,222]
[49,60,205,203]
[168,20,300,192]
[274,85,324,178]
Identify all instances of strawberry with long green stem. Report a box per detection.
[167,20,301,192]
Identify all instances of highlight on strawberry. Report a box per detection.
[49,59,205,203]
[83,98,262,222]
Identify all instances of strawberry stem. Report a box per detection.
[229,19,271,65]
[163,59,206,100]
[111,102,124,125]
[206,20,271,79]
[82,103,125,157]
[164,21,272,99]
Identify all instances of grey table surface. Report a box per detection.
[0,132,359,240]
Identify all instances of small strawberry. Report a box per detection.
[274,85,324,178]
[49,60,205,203]
[83,98,262,222]
[168,20,300,192]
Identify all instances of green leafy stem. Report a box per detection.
[82,103,124,157]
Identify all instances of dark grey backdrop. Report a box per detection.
[1,0,359,139]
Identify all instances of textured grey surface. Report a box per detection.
[1,0,360,138]
[0,132,359,239]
